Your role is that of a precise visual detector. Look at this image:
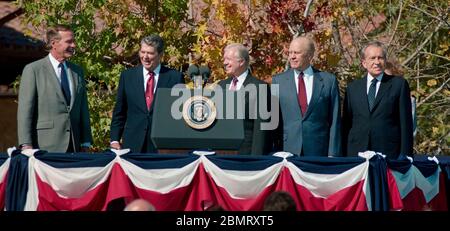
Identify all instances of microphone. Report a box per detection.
[187,65,203,89]
[187,65,199,80]
[199,66,211,81]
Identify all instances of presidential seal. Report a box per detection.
[182,96,216,129]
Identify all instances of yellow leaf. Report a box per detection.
[427,79,437,87]
[430,141,437,147]
[439,44,448,50]
[432,127,439,135]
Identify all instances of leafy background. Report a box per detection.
[17,0,449,154]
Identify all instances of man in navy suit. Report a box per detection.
[272,36,341,157]
[342,41,413,158]
[217,43,272,155]
[110,35,185,153]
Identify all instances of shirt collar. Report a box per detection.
[367,72,384,83]
[48,53,64,69]
[294,65,313,78]
[144,64,161,76]
[235,69,249,82]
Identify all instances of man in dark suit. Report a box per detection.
[110,35,185,153]
[272,36,341,157]
[217,43,271,155]
[17,25,92,153]
[342,41,413,158]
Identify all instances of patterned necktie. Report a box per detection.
[145,71,155,110]
[230,77,238,91]
[297,71,308,115]
[368,78,378,111]
[59,63,71,105]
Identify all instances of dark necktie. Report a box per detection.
[59,63,71,105]
[230,77,238,91]
[145,71,155,110]
[297,72,308,115]
[368,78,378,111]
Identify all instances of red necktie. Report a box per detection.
[230,77,238,91]
[297,71,308,115]
[145,72,155,110]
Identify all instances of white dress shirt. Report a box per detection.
[294,65,314,104]
[48,53,73,98]
[143,64,161,93]
[366,73,383,96]
[229,69,249,91]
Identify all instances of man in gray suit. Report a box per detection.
[17,25,92,153]
[272,36,341,157]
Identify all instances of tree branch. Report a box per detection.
[401,21,443,66]
[420,51,450,62]
[285,0,314,70]
[387,0,403,48]
[417,77,450,107]
[0,8,23,27]
[303,0,314,18]
[409,4,450,27]
[331,20,351,66]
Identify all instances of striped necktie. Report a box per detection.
[368,78,377,111]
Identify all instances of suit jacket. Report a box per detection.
[342,73,413,158]
[272,68,341,157]
[218,74,271,155]
[110,65,185,153]
[17,56,93,152]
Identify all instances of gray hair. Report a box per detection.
[292,36,315,56]
[141,34,164,54]
[45,24,73,50]
[360,41,387,60]
[225,43,250,67]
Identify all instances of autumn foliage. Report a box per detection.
[18,0,449,154]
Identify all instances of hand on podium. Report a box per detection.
[110,142,121,150]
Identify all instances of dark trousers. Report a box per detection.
[140,130,157,153]
[66,133,75,153]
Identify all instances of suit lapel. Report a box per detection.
[302,70,323,120]
[242,74,255,107]
[150,66,169,113]
[134,66,148,112]
[371,73,392,112]
[221,77,232,89]
[358,75,371,115]
[283,69,303,119]
[66,62,79,108]
[156,66,170,89]
[43,57,68,106]
[242,73,254,87]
